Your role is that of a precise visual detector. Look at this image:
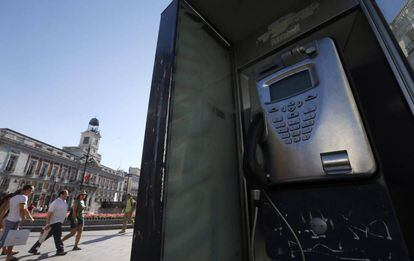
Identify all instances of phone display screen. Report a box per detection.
[269,70,312,101]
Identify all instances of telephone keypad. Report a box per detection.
[302,127,313,134]
[269,91,318,145]
[305,94,318,101]
[289,124,300,131]
[273,116,284,122]
[288,118,300,126]
[303,112,316,121]
[268,107,278,113]
[277,127,289,134]
[304,106,316,114]
[274,122,286,128]
[302,134,311,141]
[302,120,315,128]
[280,133,290,139]
[287,112,299,119]
[292,130,301,137]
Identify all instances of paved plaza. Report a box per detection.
[0,229,133,261]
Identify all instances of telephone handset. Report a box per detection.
[245,38,376,185]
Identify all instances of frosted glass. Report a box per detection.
[162,3,242,261]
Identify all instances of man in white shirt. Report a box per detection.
[28,190,69,256]
[0,185,34,261]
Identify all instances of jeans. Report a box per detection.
[0,220,20,248]
[29,222,64,253]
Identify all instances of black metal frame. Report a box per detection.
[130,1,179,260]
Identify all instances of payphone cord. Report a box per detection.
[245,113,305,261]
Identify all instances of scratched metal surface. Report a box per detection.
[262,184,410,260]
[131,1,179,260]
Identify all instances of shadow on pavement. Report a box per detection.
[18,252,62,260]
[80,231,132,245]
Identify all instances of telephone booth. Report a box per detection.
[131,1,414,260]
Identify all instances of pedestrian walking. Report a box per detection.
[28,190,69,256]
[0,191,19,256]
[62,191,86,251]
[0,185,34,261]
[119,193,136,233]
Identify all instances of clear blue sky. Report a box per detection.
[376,0,406,22]
[0,0,171,171]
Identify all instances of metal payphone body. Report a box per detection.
[256,38,376,184]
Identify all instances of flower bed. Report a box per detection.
[32,213,128,220]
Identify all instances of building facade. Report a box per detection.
[0,119,127,212]
[391,0,414,68]
[126,167,140,198]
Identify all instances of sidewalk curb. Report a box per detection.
[22,224,134,232]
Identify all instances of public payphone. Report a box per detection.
[246,38,376,184]
[133,1,414,260]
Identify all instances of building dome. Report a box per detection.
[89,117,99,127]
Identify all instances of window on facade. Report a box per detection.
[39,163,49,177]
[26,160,37,176]
[83,137,90,144]
[70,172,75,181]
[0,177,10,187]
[5,154,18,172]
[36,182,43,190]
[51,165,59,177]
[60,167,67,178]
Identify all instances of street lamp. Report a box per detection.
[80,146,91,188]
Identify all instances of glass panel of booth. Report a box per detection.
[162,2,243,261]
[374,1,414,84]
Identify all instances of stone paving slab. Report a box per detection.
[0,229,133,261]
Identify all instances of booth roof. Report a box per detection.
[186,0,314,44]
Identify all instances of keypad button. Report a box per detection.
[291,130,301,137]
[288,118,300,125]
[289,124,300,131]
[273,116,283,122]
[274,122,286,128]
[284,138,292,144]
[302,133,311,140]
[277,127,289,134]
[303,112,316,121]
[288,101,295,106]
[281,106,287,112]
[280,133,290,139]
[304,106,316,114]
[268,107,278,113]
[302,127,313,134]
[302,120,315,128]
[288,106,296,112]
[287,112,299,119]
[296,101,303,107]
[305,94,318,101]
[293,136,301,143]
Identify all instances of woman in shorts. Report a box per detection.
[62,191,86,251]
